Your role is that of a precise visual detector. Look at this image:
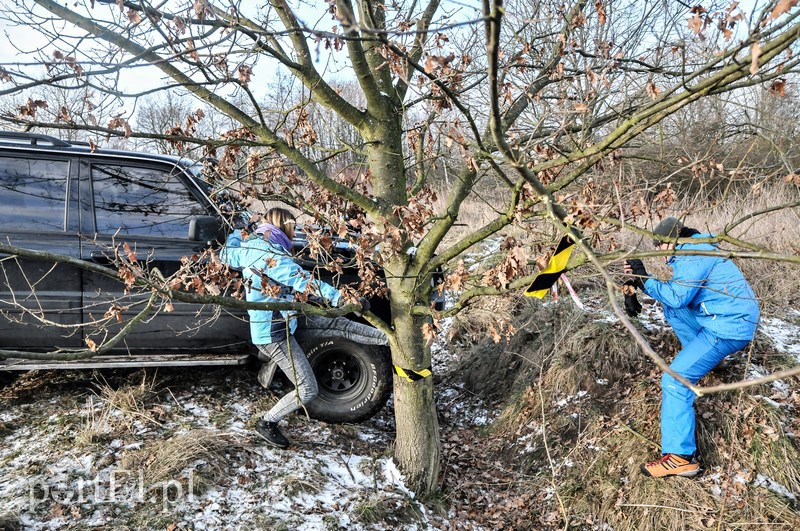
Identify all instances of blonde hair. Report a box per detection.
[265,207,296,238]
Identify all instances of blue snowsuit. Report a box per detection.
[642,234,759,456]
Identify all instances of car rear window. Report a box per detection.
[0,156,68,231]
[91,164,207,238]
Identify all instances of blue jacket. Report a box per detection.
[220,232,341,344]
[643,234,759,340]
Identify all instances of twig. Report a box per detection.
[167,387,181,409]
[338,452,356,483]
[537,361,570,529]
[615,421,660,450]
[618,503,699,513]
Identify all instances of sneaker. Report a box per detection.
[255,419,290,449]
[640,453,701,478]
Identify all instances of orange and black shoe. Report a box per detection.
[640,453,701,478]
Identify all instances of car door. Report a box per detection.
[0,151,83,349]
[80,158,250,353]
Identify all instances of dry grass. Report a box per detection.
[75,371,172,447]
[0,513,22,531]
[455,301,643,407]
[75,395,115,447]
[450,299,800,530]
[120,429,238,487]
[430,184,508,251]
[282,470,326,496]
[95,371,161,422]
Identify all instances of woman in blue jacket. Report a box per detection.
[625,217,759,478]
[221,208,380,449]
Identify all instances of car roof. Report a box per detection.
[0,131,195,168]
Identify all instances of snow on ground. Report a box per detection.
[0,320,500,531]
[759,309,800,363]
[0,377,427,530]
[3,296,799,529]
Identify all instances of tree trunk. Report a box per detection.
[387,280,441,495]
[366,104,441,495]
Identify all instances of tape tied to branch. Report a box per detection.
[393,365,432,383]
[525,234,576,298]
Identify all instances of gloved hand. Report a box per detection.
[231,214,248,230]
[624,259,648,290]
[624,292,643,317]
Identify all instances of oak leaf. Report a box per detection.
[422,322,438,345]
[768,0,798,20]
[750,42,762,75]
[123,242,137,262]
[595,1,606,25]
[768,78,786,96]
[645,81,660,99]
[238,65,252,85]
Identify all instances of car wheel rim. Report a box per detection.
[315,350,366,399]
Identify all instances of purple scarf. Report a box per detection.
[255,223,292,252]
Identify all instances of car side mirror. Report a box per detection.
[189,216,223,243]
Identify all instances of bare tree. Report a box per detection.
[1,0,800,494]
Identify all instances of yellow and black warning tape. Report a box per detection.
[525,234,576,298]
[393,365,432,383]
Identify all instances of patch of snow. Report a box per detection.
[760,396,785,409]
[760,316,800,362]
[182,401,210,418]
[384,458,415,498]
[555,390,588,407]
[753,474,798,503]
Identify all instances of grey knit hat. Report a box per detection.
[652,217,683,246]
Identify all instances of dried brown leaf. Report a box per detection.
[645,81,660,99]
[750,41,762,75]
[768,0,798,20]
[768,77,787,96]
[595,1,606,25]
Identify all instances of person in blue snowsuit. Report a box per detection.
[624,217,759,478]
[221,207,384,449]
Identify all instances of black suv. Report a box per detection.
[0,131,392,423]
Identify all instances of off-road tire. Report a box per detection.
[299,337,392,424]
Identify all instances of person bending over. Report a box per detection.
[624,217,759,478]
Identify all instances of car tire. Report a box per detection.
[299,336,392,424]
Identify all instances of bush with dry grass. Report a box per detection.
[120,429,239,492]
[74,371,168,448]
[447,299,800,529]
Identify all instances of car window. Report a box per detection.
[0,157,69,231]
[91,164,206,238]
[0,156,68,231]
